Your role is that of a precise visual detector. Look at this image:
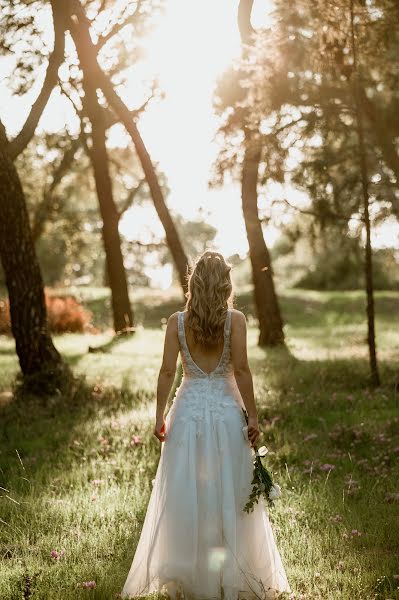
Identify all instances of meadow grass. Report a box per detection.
[0,289,398,599]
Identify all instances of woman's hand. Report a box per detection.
[247,415,260,446]
[153,418,166,443]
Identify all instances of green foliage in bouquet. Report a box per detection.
[242,408,281,513]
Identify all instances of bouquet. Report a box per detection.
[242,408,281,513]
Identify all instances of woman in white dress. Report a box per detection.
[121,251,291,600]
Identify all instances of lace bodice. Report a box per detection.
[177,309,234,380]
[168,308,244,440]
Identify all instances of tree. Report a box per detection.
[4,0,68,160]
[0,1,68,384]
[349,0,380,385]
[73,35,134,333]
[0,122,64,381]
[242,0,393,382]
[213,0,285,346]
[67,0,190,297]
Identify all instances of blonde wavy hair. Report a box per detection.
[185,251,234,347]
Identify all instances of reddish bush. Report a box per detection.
[0,291,94,335]
[46,294,93,333]
[0,299,10,335]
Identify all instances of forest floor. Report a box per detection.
[0,288,398,599]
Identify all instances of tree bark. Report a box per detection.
[350,0,380,386]
[8,0,68,160]
[73,44,134,333]
[237,0,285,346]
[68,3,189,297]
[237,0,255,43]
[241,133,284,346]
[0,122,63,377]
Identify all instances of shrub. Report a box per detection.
[0,291,94,335]
[0,298,9,335]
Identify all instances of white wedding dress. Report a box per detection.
[121,310,291,600]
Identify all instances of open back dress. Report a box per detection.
[121,309,291,599]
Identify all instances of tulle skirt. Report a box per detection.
[121,378,291,599]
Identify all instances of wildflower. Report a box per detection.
[130,435,142,446]
[50,550,60,560]
[320,463,335,471]
[81,581,96,589]
[91,479,104,486]
[269,484,281,500]
[350,529,362,537]
[256,446,269,457]
[303,433,318,442]
[329,514,343,524]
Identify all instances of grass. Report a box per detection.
[0,288,398,599]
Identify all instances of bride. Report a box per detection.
[121,251,291,600]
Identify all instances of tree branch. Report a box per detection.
[31,137,81,242]
[117,178,145,219]
[8,1,68,160]
[277,197,363,223]
[95,0,144,52]
[238,0,255,45]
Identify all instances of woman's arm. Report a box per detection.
[154,312,180,442]
[231,310,260,445]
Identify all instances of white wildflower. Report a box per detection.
[268,484,281,500]
[256,446,269,457]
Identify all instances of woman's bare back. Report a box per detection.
[182,310,225,375]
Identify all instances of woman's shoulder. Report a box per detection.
[166,311,180,328]
[229,308,246,319]
[229,308,247,327]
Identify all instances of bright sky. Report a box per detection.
[0,0,287,258]
[117,0,281,259]
[0,0,398,289]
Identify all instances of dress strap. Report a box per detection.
[224,308,232,337]
[177,311,185,348]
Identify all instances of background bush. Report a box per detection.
[0,290,94,335]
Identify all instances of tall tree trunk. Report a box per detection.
[238,0,285,346]
[0,122,64,378]
[76,58,134,333]
[68,4,189,297]
[350,0,380,386]
[242,133,284,346]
